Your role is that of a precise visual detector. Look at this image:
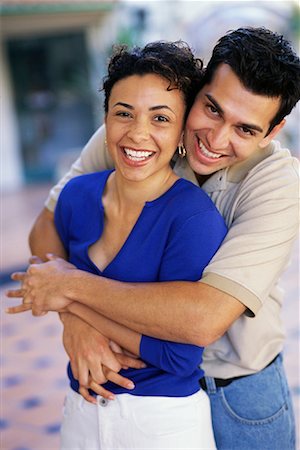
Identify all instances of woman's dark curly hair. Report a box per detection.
[102,41,203,120]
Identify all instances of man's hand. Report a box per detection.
[61,313,146,404]
[6,254,76,315]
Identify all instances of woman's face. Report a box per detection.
[105,74,186,183]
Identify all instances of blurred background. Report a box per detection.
[1,1,299,449]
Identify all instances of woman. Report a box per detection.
[11,42,227,449]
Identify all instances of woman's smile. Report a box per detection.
[105,73,185,184]
[121,146,156,165]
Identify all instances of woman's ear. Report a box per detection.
[177,133,187,158]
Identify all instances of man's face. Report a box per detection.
[184,64,284,175]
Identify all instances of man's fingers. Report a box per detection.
[78,386,97,405]
[29,255,43,264]
[5,288,26,298]
[5,304,32,314]
[103,367,135,390]
[31,308,48,317]
[11,272,27,282]
[115,353,146,370]
[46,253,64,262]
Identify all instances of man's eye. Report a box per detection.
[207,104,219,115]
[239,126,255,136]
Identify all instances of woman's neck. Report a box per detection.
[105,168,179,214]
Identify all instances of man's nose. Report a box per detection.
[208,124,231,150]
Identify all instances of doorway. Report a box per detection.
[6,32,95,182]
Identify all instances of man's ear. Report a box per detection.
[259,119,286,148]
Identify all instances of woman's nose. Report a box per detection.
[127,119,150,143]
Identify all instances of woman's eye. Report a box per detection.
[154,115,169,122]
[116,111,131,118]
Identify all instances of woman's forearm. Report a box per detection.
[68,301,141,356]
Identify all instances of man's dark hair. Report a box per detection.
[203,27,300,133]
[102,41,203,120]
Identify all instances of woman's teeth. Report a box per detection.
[199,140,222,159]
[124,148,154,161]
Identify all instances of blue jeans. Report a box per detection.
[203,354,296,450]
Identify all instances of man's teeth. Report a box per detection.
[199,140,222,159]
[124,148,154,161]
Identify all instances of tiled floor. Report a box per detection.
[1,304,68,449]
[1,186,299,449]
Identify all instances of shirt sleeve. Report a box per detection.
[140,338,203,377]
[200,153,299,316]
[53,183,72,251]
[45,124,114,212]
[140,209,227,376]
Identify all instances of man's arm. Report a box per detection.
[29,124,112,259]
[22,138,298,351]
[44,124,112,212]
[7,258,244,347]
[29,208,66,260]
[68,273,245,347]
[19,150,298,347]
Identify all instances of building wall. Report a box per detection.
[1,1,299,192]
[0,38,24,191]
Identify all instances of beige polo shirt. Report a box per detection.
[45,125,299,378]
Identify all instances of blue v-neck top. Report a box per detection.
[55,170,227,397]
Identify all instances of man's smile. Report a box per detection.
[197,137,223,159]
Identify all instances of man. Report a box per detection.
[8,28,300,449]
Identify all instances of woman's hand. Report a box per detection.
[61,313,145,404]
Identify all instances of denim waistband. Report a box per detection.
[200,354,280,391]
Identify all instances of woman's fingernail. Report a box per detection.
[126,382,135,389]
[108,394,115,400]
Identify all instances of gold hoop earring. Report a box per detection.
[178,143,186,158]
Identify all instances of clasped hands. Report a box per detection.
[6,254,74,316]
[62,314,145,404]
[6,254,145,403]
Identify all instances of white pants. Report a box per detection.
[60,388,216,449]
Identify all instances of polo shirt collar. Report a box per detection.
[203,143,274,192]
[174,141,274,192]
[226,142,274,183]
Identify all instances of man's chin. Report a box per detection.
[188,156,221,176]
